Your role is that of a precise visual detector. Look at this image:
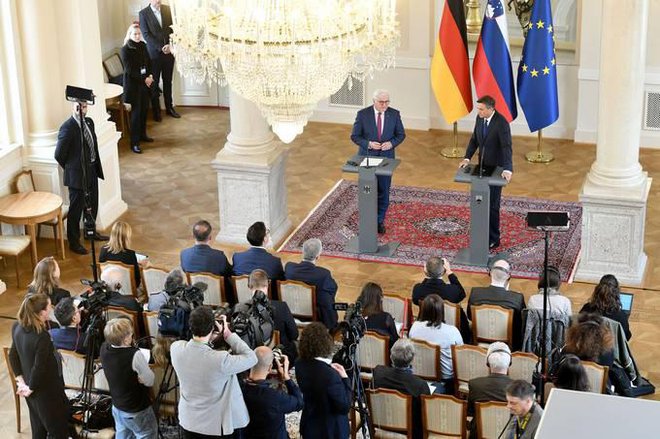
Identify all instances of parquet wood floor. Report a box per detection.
[1,107,658,436]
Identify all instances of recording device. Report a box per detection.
[272,346,284,368]
[333,301,367,346]
[66,85,95,105]
[78,279,111,315]
[166,282,207,308]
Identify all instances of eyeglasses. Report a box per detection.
[375,100,390,104]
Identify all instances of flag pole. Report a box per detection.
[441,122,463,158]
[525,129,554,163]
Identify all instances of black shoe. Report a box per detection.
[93,233,110,241]
[131,145,142,154]
[69,243,88,255]
[378,223,386,234]
[166,108,181,118]
[153,111,162,122]
[489,240,501,250]
[140,135,154,142]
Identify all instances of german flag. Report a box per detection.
[431,0,473,124]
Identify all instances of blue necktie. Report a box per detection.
[483,119,488,138]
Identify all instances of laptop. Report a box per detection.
[619,292,634,315]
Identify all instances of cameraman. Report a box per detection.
[148,267,186,312]
[171,306,257,438]
[242,346,304,438]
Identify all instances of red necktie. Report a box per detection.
[377,112,382,142]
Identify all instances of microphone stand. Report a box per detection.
[478,119,485,178]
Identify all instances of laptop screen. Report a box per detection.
[619,292,634,313]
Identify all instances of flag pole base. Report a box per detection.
[525,150,554,163]
[441,147,464,158]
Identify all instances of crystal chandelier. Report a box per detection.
[170,0,399,143]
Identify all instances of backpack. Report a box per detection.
[158,296,192,339]
[232,294,274,349]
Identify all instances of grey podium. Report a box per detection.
[454,164,508,267]
[342,154,401,256]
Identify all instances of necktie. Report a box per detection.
[483,119,488,137]
[82,120,97,163]
[377,112,383,142]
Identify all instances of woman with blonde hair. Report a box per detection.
[9,294,73,438]
[27,256,71,306]
[99,221,145,288]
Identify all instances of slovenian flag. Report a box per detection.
[473,0,518,122]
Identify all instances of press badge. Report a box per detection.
[140,67,147,75]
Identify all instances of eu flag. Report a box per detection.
[517,0,559,132]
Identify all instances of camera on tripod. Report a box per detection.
[79,279,111,316]
[334,301,367,346]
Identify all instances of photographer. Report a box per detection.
[148,267,186,312]
[171,306,257,438]
[242,346,304,438]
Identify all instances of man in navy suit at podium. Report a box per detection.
[351,89,406,234]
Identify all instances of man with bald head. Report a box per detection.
[467,259,526,349]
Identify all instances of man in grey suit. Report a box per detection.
[503,380,543,439]
[171,306,257,438]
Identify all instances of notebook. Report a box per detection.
[619,292,634,315]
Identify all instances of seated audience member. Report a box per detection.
[26,256,71,306]
[413,256,471,342]
[296,322,351,439]
[99,221,145,290]
[284,238,338,330]
[554,354,591,392]
[562,312,614,368]
[580,274,631,340]
[527,265,572,315]
[373,338,430,439]
[99,265,142,314]
[408,294,463,394]
[503,380,543,439]
[242,346,304,439]
[147,267,186,312]
[171,307,257,438]
[467,259,526,350]
[244,269,299,363]
[100,318,157,438]
[49,298,86,354]
[467,342,512,438]
[232,221,285,283]
[358,282,399,347]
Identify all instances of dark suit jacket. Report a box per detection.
[468,285,526,350]
[464,111,513,172]
[232,247,284,281]
[270,300,299,364]
[373,366,430,439]
[295,358,352,439]
[467,373,513,438]
[350,106,406,158]
[284,261,338,329]
[180,244,232,277]
[412,275,466,306]
[49,326,86,354]
[120,41,152,105]
[139,4,173,59]
[55,116,104,189]
[241,378,304,439]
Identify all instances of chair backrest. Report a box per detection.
[451,344,488,397]
[356,330,390,371]
[106,306,140,336]
[187,272,225,306]
[143,311,160,339]
[94,364,111,393]
[231,275,252,304]
[2,346,18,395]
[99,261,137,297]
[509,352,539,383]
[475,401,510,439]
[12,170,35,193]
[59,349,87,389]
[444,301,462,328]
[268,330,281,348]
[421,394,467,438]
[366,388,412,438]
[141,266,169,295]
[278,280,317,321]
[409,338,441,381]
[581,360,609,393]
[103,53,124,78]
[471,304,513,346]
[382,294,410,333]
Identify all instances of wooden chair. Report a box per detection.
[409,338,441,381]
[421,394,467,438]
[356,330,390,382]
[187,272,225,306]
[106,306,140,336]
[59,349,87,389]
[509,352,539,383]
[94,364,111,393]
[231,275,253,303]
[543,382,555,404]
[13,169,69,253]
[451,344,488,397]
[475,401,510,439]
[366,388,412,438]
[99,261,137,297]
[0,234,31,286]
[102,53,130,135]
[3,346,21,432]
[444,301,462,328]
[143,311,160,340]
[382,294,411,335]
[471,304,513,347]
[277,279,317,327]
[581,360,609,393]
[141,266,169,295]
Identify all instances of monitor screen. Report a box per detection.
[619,292,634,313]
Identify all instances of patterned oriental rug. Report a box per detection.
[279,180,582,281]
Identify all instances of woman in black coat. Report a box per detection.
[9,294,73,438]
[121,23,154,154]
[580,274,632,340]
[99,220,146,289]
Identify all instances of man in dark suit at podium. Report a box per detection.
[351,89,406,234]
[459,95,512,249]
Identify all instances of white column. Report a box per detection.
[576,0,651,285]
[211,90,291,248]
[15,0,126,231]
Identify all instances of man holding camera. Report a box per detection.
[171,306,257,438]
[242,346,304,438]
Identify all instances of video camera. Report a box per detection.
[334,301,367,346]
[79,279,111,315]
[166,282,207,310]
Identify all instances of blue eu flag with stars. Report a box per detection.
[517,0,559,132]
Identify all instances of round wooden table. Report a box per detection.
[0,192,66,267]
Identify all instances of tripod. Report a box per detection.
[154,356,180,439]
[340,340,370,438]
